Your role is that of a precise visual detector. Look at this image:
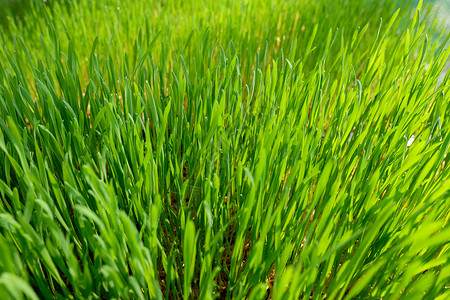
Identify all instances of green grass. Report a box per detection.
[0,0,449,299]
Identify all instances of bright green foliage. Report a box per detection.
[0,0,449,299]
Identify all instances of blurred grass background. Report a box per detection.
[428,0,450,28]
[2,0,449,29]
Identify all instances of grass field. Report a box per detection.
[0,0,449,299]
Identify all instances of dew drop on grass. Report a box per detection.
[407,135,415,147]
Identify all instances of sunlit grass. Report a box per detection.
[0,0,449,299]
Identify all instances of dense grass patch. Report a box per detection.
[0,0,449,299]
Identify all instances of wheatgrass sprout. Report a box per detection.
[0,0,449,299]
